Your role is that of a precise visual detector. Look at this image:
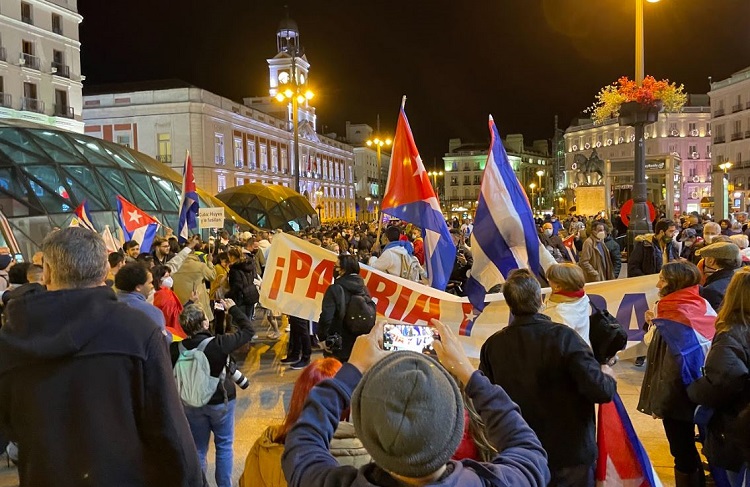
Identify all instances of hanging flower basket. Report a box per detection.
[587,76,687,125]
[618,100,663,127]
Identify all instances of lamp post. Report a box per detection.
[275,65,314,196]
[366,136,392,200]
[536,170,544,208]
[427,170,444,195]
[364,196,372,221]
[529,182,537,211]
[628,0,661,249]
[719,162,733,218]
[314,189,323,224]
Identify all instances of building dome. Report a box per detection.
[0,120,253,257]
[277,17,299,37]
[216,182,318,232]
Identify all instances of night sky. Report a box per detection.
[79,0,750,166]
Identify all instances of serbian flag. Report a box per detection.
[597,392,663,487]
[652,285,716,385]
[116,195,159,252]
[178,151,199,243]
[464,116,555,312]
[70,200,97,232]
[381,97,455,291]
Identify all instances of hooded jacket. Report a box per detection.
[239,422,371,487]
[173,253,216,322]
[544,293,592,346]
[0,286,203,486]
[317,273,370,362]
[227,259,259,307]
[628,233,679,277]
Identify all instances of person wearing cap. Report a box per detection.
[0,254,13,292]
[696,241,742,311]
[480,268,616,486]
[678,228,701,264]
[282,319,550,487]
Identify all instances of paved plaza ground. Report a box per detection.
[0,326,678,487]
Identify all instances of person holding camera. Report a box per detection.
[317,254,371,363]
[170,299,255,487]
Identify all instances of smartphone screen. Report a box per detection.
[13,254,23,263]
[383,324,439,354]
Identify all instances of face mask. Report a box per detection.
[704,235,715,244]
[161,276,174,289]
[544,229,553,237]
[595,231,606,240]
[684,240,693,248]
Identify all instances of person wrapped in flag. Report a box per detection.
[637,261,716,486]
[688,268,750,485]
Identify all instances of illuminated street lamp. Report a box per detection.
[364,196,372,221]
[366,136,392,200]
[314,189,323,224]
[536,170,544,207]
[427,170,444,195]
[529,182,537,210]
[275,77,315,196]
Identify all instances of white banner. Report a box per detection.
[260,233,660,358]
[198,207,224,229]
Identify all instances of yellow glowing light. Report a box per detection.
[366,140,372,146]
[646,0,660,3]
[275,93,286,102]
[529,182,537,190]
[284,88,294,99]
[385,138,392,146]
[536,170,544,177]
[304,90,314,100]
[374,138,381,145]
[296,94,306,104]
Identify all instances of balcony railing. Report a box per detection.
[732,132,744,141]
[21,97,44,113]
[0,47,6,62]
[0,93,11,108]
[53,105,74,118]
[733,104,744,113]
[714,135,726,144]
[51,62,70,78]
[714,108,725,117]
[156,154,172,164]
[21,53,39,70]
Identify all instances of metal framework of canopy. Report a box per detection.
[215,182,318,232]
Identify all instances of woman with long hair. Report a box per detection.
[239,358,369,487]
[544,263,591,346]
[638,261,717,487]
[151,265,197,340]
[688,267,750,484]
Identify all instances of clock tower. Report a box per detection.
[268,16,310,99]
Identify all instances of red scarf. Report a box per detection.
[555,289,585,299]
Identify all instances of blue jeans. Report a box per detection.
[184,400,236,487]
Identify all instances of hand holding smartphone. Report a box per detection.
[382,324,440,354]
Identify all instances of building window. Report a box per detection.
[668,144,678,156]
[260,144,268,171]
[464,188,471,198]
[689,145,697,157]
[236,177,244,187]
[463,162,470,171]
[157,133,171,163]
[214,134,225,164]
[451,162,457,171]
[51,13,62,34]
[688,122,696,134]
[473,175,481,185]
[217,174,226,192]
[452,189,457,198]
[116,134,131,148]
[271,146,278,172]
[280,148,287,173]
[450,176,458,186]
[247,139,256,169]
[233,138,243,168]
[689,164,697,178]
[21,2,32,24]
[463,175,470,185]
[669,122,678,135]
[737,152,743,165]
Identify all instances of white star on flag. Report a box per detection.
[127,210,142,224]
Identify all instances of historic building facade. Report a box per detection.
[0,0,83,132]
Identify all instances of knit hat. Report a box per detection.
[681,228,697,240]
[0,254,12,271]
[351,351,464,478]
[696,241,741,263]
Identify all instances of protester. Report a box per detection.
[637,261,716,486]
[687,267,750,484]
[240,357,370,487]
[172,238,217,323]
[281,319,550,487]
[106,251,125,287]
[123,239,140,262]
[678,229,701,264]
[696,242,741,311]
[210,251,230,334]
[151,236,175,266]
[152,265,198,339]
[540,222,569,262]
[317,254,372,364]
[628,220,679,277]
[407,224,425,265]
[729,234,750,265]
[603,228,622,278]
[281,315,313,370]
[448,227,473,295]
[226,247,260,322]
[171,300,255,487]
[0,227,203,486]
[544,263,592,346]
[578,222,614,282]
[369,226,422,281]
[115,262,171,341]
[479,268,615,486]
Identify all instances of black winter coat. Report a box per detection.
[317,273,370,362]
[479,313,616,469]
[227,259,259,306]
[700,268,736,312]
[628,237,679,277]
[687,325,750,470]
[170,306,255,405]
[0,286,204,487]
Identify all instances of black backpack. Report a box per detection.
[338,286,376,335]
[589,301,628,364]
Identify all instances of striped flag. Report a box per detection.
[70,200,97,232]
[178,150,199,243]
[116,195,159,253]
[597,392,663,487]
[563,233,578,262]
[464,115,554,312]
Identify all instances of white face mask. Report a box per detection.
[543,229,553,237]
[704,235,715,244]
[595,231,606,240]
[161,276,174,289]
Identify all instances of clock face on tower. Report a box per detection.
[278,71,290,84]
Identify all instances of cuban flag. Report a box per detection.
[652,285,716,385]
[178,151,199,243]
[597,392,663,487]
[381,97,455,291]
[464,116,555,312]
[116,195,159,253]
[70,200,97,232]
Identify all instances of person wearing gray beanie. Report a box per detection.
[281,320,549,487]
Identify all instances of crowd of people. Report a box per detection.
[0,206,745,486]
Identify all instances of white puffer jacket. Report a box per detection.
[544,294,592,347]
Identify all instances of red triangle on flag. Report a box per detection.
[117,195,158,233]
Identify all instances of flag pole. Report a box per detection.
[374,95,406,252]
